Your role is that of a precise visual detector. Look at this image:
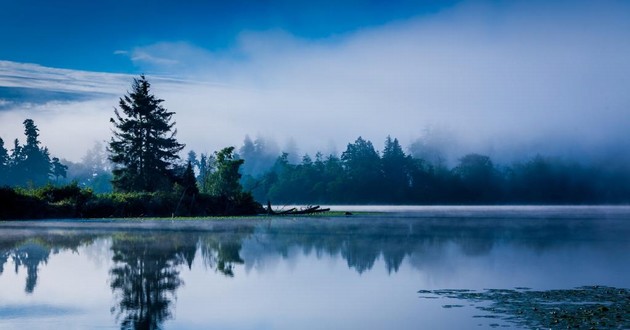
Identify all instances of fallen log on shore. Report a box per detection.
[266,201,330,215]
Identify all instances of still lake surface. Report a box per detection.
[0,206,628,329]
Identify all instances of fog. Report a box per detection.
[1,0,629,164]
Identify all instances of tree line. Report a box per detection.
[0,119,68,187]
[2,74,629,214]
[231,136,630,204]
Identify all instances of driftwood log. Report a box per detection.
[266,201,330,215]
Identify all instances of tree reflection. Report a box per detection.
[0,214,622,329]
[109,232,195,330]
[0,233,96,294]
[247,216,616,275]
[198,226,252,277]
[108,227,254,329]
[11,242,50,293]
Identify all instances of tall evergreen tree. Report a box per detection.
[0,138,8,185]
[341,137,383,202]
[108,76,185,192]
[19,119,51,187]
[180,161,199,196]
[50,157,68,183]
[381,136,411,202]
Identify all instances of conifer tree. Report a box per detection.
[108,76,185,192]
[381,136,411,201]
[0,138,8,185]
[19,119,51,186]
[50,157,68,183]
[181,161,199,195]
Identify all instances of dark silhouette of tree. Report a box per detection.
[108,76,185,192]
[341,137,383,202]
[0,138,8,185]
[452,153,500,202]
[180,161,199,196]
[50,157,68,183]
[8,119,52,187]
[381,136,411,202]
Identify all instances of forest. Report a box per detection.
[234,136,630,204]
[1,75,629,219]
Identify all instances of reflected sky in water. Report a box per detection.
[0,206,629,329]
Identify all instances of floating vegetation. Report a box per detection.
[419,286,630,329]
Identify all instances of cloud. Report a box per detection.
[1,0,630,164]
[135,1,630,162]
[0,61,202,160]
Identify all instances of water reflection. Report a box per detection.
[0,212,628,329]
[109,233,189,329]
[0,232,97,293]
[108,228,255,329]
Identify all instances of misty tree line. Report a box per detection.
[215,135,629,204]
[0,119,68,187]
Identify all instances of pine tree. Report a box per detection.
[108,76,185,192]
[50,157,68,183]
[341,137,382,201]
[181,161,199,195]
[381,136,411,201]
[0,138,8,185]
[19,119,51,187]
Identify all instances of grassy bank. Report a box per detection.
[0,184,264,220]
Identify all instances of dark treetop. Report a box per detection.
[108,76,185,193]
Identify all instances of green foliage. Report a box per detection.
[108,75,185,193]
[204,147,244,198]
[0,182,263,220]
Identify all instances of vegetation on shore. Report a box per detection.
[0,76,263,220]
[0,183,262,220]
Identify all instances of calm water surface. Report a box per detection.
[0,206,628,329]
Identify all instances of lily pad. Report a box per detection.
[419,286,630,329]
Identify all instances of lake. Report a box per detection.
[0,206,629,329]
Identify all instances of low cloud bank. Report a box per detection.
[1,1,629,164]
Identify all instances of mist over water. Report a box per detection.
[1,207,629,329]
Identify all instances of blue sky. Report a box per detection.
[1,0,457,73]
[1,0,629,163]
